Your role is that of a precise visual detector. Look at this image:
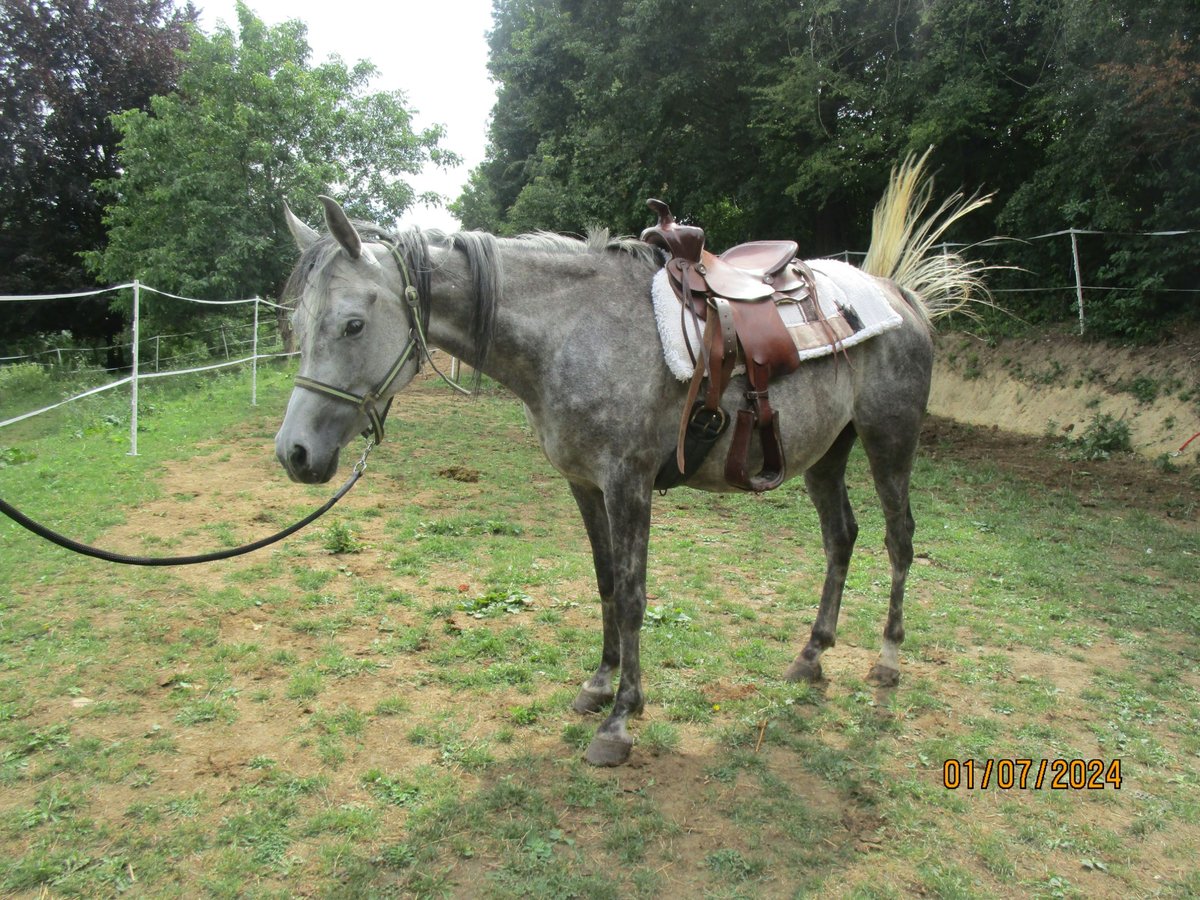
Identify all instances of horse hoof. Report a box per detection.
[784,657,823,683]
[866,664,900,687]
[572,686,614,715]
[584,732,633,767]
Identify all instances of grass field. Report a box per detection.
[1,363,1198,898]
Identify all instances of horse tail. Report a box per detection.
[862,147,996,329]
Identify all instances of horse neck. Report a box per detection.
[420,245,483,368]
[424,238,653,404]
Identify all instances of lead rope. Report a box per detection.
[0,439,375,566]
[1,238,463,566]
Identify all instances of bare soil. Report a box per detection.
[929,325,1200,465]
[75,372,1196,896]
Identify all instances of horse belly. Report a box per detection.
[680,366,856,493]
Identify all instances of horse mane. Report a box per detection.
[284,220,664,393]
[511,228,665,267]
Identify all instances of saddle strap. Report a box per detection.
[725,384,786,493]
[676,297,736,474]
[718,297,798,492]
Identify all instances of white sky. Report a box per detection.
[196,0,496,231]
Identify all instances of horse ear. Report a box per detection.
[319,194,362,260]
[283,200,320,250]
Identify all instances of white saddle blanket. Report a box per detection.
[651,258,903,381]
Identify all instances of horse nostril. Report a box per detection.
[288,443,308,471]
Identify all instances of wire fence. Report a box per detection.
[0,281,297,454]
[830,227,1199,334]
[2,227,1197,451]
[1,319,280,373]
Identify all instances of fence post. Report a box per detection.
[129,280,140,456]
[1069,229,1085,335]
[251,298,260,406]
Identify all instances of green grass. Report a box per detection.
[1,365,1198,897]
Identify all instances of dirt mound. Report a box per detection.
[929,325,1200,465]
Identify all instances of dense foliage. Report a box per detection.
[457,0,1198,337]
[3,0,1195,345]
[84,3,454,334]
[0,0,193,340]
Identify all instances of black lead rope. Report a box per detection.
[0,443,373,567]
[0,236,441,571]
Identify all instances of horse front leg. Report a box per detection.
[568,482,619,714]
[583,479,652,767]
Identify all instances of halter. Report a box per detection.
[291,241,468,445]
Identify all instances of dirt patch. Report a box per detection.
[929,325,1200,464]
[921,417,1199,524]
[8,375,1197,897]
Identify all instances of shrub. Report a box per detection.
[1069,413,1132,460]
[0,362,52,396]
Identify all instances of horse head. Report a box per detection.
[274,197,422,483]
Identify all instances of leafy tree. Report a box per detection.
[997,0,1200,335]
[0,0,193,340]
[456,0,807,245]
[463,0,1199,337]
[86,2,456,332]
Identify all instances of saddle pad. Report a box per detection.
[651,258,904,381]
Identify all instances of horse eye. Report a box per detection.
[344,319,364,337]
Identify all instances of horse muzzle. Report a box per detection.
[275,390,358,484]
[277,436,342,484]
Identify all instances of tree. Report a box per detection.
[85,2,456,331]
[464,0,1198,337]
[998,0,1200,335]
[0,0,193,340]
[457,0,940,247]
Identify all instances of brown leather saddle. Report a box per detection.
[642,199,836,492]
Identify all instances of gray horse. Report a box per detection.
[275,155,989,766]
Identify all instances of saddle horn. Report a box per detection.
[640,198,705,264]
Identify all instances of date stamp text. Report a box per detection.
[942,758,1122,790]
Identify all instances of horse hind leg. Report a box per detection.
[859,421,921,688]
[865,495,914,687]
[785,424,859,684]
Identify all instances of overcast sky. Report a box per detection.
[196,0,497,231]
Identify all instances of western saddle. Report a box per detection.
[642,198,834,493]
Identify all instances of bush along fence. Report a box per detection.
[0,281,295,455]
